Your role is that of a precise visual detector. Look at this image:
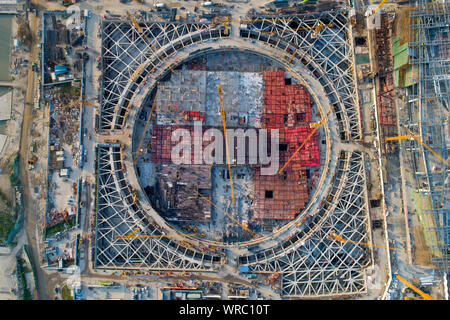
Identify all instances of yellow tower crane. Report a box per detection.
[52,97,95,111]
[278,110,331,174]
[395,274,434,300]
[327,230,408,252]
[194,189,256,237]
[130,16,174,73]
[217,85,235,205]
[369,0,389,16]
[385,128,449,168]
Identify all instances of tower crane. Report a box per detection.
[130,16,174,73]
[395,274,434,300]
[385,127,449,168]
[217,85,236,205]
[327,230,408,253]
[278,110,331,174]
[114,229,197,240]
[366,0,389,16]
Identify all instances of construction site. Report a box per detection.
[0,0,447,303]
[93,1,376,299]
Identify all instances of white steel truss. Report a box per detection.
[238,151,371,297]
[239,10,362,141]
[100,20,228,131]
[95,12,371,298]
[94,144,221,270]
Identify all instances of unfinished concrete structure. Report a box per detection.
[94,9,372,298]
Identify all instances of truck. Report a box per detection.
[61,0,76,7]
[28,156,37,170]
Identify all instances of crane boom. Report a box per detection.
[194,189,256,236]
[395,274,434,300]
[130,17,174,72]
[279,110,330,174]
[384,134,417,141]
[217,85,235,205]
[385,129,449,167]
[327,230,407,252]
[371,0,388,15]
[115,229,197,240]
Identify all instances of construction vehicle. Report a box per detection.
[28,155,37,170]
[77,236,83,250]
[223,16,230,36]
[187,226,198,232]
[395,274,434,300]
[59,211,69,225]
[311,22,325,39]
[32,62,39,72]
[60,0,76,7]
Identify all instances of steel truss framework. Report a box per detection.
[94,144,220,270]
[407,1,449,274]
[239,10,362,142]
[239,151,371,297]
[95,12,371,297]
[100,20,228,131]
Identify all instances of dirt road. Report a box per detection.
[18,12,51,300]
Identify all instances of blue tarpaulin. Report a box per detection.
[54,65,67,75]
[239,266,250,273]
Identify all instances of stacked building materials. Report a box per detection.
[263,71,312,129]
[153,165,211,222]
[252,167,308,221]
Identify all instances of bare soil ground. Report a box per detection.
[393,5,412,44]
[412,224,432,267]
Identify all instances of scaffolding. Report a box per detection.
[406,1,449,275]
[239,151,371,297]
